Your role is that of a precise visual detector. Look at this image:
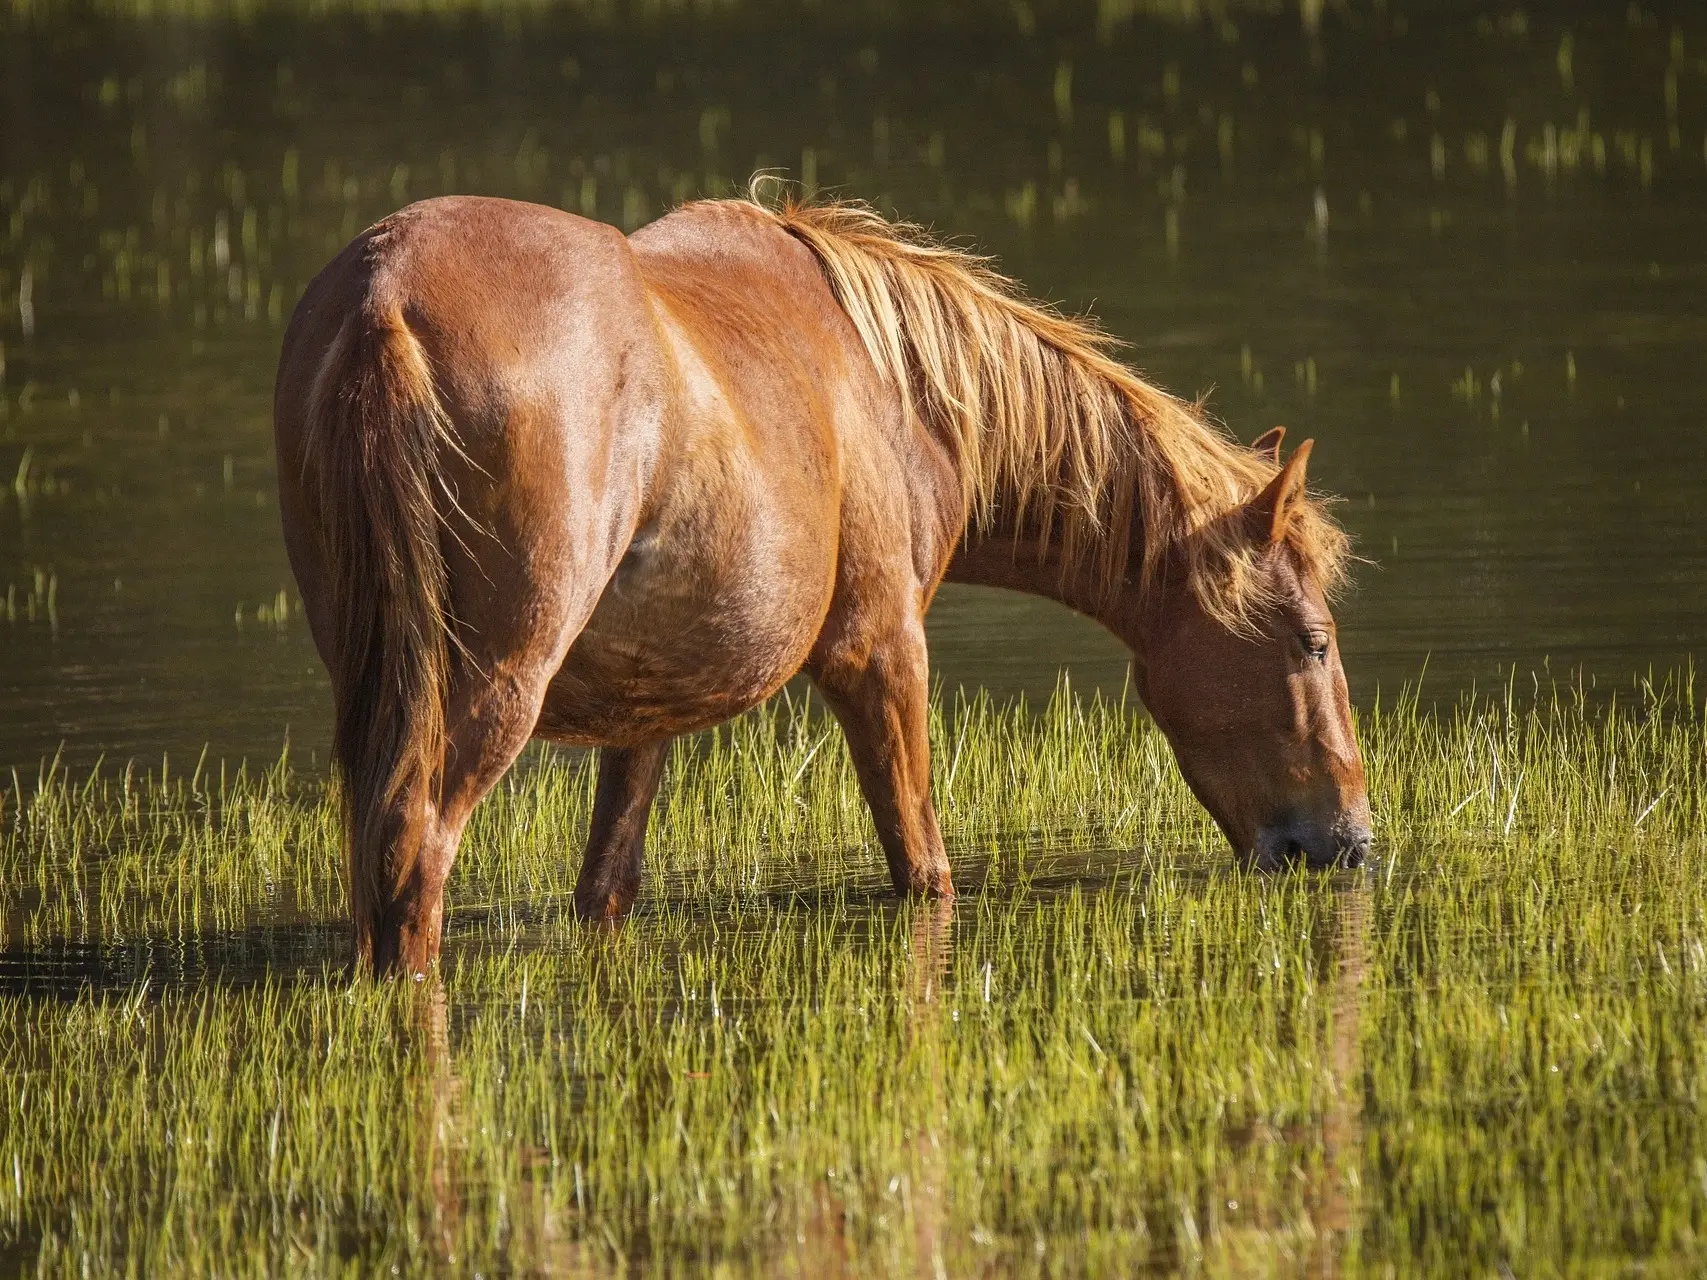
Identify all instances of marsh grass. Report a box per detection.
[3,673,1707,1275]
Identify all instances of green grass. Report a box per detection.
[3,673,1707,1275]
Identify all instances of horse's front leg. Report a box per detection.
[810,619,954,899]
[573,741,672,922]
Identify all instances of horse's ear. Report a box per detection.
[1251,425,1285,462]
[1248,438,1313,544]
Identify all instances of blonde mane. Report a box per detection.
[752,189,1350,625]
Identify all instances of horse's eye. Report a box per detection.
[1301,631,1330,662]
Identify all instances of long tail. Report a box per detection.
[303,302,456,969]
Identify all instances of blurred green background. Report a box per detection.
[1,0,1703,770]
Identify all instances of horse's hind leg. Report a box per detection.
[374,662,562,975]
[372,533,601,973]
[573,741,672,922]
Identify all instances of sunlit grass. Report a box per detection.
[3,673,1707,1275]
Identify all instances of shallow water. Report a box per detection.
[1,1,1702,772]
[4,686,1704,1274]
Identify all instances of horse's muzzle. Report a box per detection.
[1252,821,1373,872]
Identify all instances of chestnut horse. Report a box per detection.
[274,190,1371,976]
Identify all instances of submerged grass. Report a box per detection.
[3,673,1707,1275]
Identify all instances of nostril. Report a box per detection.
[1339,832,1374,869]
[1252,828,1309,871]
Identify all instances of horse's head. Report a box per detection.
[1119,430,1371,870]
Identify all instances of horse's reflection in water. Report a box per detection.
[1213,881,1372,1274]
[905,898,954,1280]
[413,885,1365,1275]
[789,897,953,1280]
[1313,881,1372,1268]
[409,910,955,1278]
[415,982,462,1268]
[414,978,602,1276]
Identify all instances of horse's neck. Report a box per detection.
[942,524,1121,628]
[934,384,1143,633]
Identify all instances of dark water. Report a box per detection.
[2,0,1704,772]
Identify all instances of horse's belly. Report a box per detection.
[534,523,832,747]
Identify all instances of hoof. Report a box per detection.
[573,887,635,925]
